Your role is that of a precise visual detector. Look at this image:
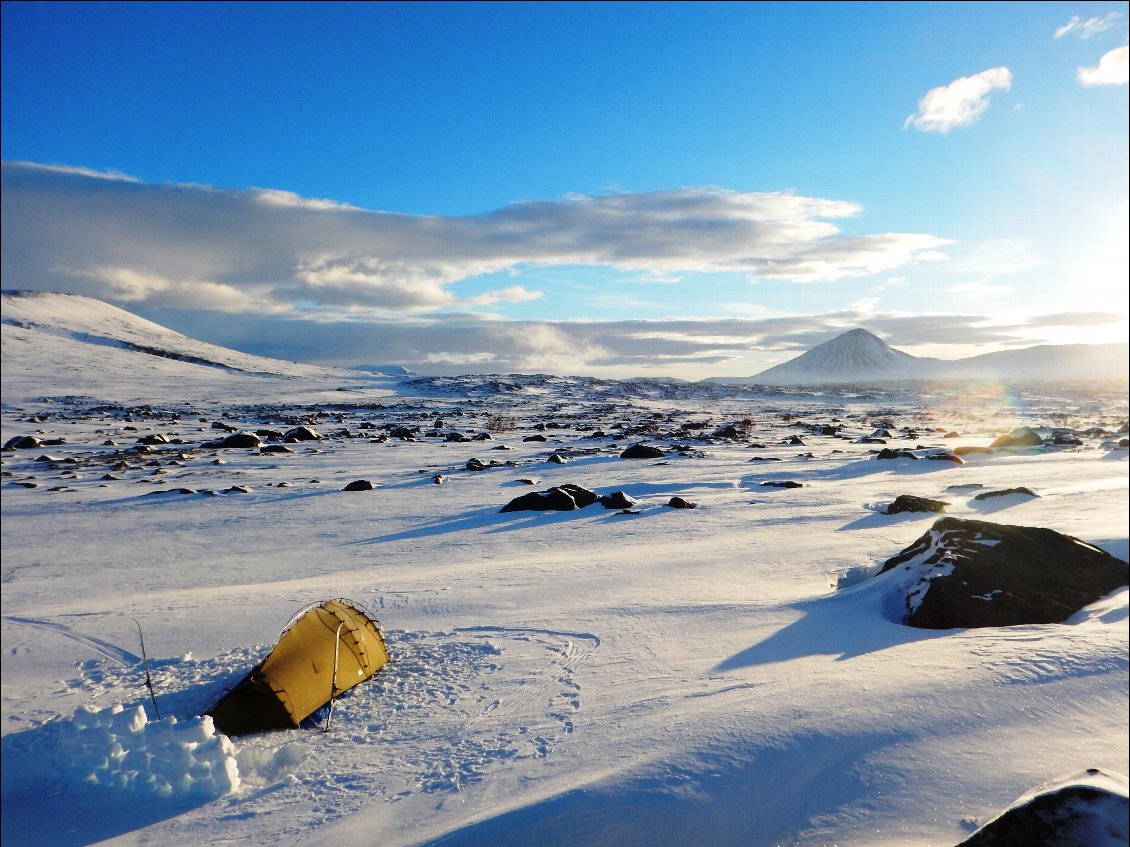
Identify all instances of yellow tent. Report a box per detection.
[208,599,390,736]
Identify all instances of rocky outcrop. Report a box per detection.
[203,432,261,449]
[620,443,665,459]
[990,427,1043,449]
[878,517,1128,628]
[500,484,600,513]
[342,479,374,491]
[956,769,1128,847]
[883,495,948,515]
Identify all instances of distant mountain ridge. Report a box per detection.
[712,328,1126,384]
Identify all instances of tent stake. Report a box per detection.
[324,621,345,733]
[133,618,161,720]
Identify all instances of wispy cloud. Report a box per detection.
[904,67,1012,133]
[1055,13,1122,40]
[1077,45,1129,86]
[1,161,952,317]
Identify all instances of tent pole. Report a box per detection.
[133,618,161,720]
[324,621,345,733]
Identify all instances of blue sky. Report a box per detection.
[2,1,1127,377]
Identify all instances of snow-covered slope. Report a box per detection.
[1,290,400,404]
[2,293,1128,847]
[752,328,935,383]
[947,341,1130,381]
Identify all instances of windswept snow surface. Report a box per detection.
[2,293,1128,846]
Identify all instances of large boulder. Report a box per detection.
[990,427,1043,449]
[600,491,637,510]
[204,432,261,449]
[284,426,321,442]
[620,443,665,459]
[500,484,600,513]
[884,495,949,515]
[956,769,1128,847]
[3,436,45,450]
[878,517,1128,628]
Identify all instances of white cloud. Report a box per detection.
[904,67,1012,133]
[1,161,954,317]
[1077,45,1129,86]
[5,160,140,182]
[252,188,359,211]
[1055,13,1122,39]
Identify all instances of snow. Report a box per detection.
[2,291,1128,846]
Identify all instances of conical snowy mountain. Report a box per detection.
[753,328,936,383]
[732,328,1127,384]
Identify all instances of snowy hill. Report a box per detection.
[1,289,401,404]
[752,328,935,383]
[711,328,1128,385]
[946,341,1130,381]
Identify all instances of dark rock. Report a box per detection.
[225,485,252,494]
[784,435,806,445]
[390,427,416,440]
[547,453,568,464]
[138,434,170,445]
[748,456,783,462]
[432,474,445,484]
[878,517,1128,628]
[973,487,1038,501]
[760,481,803,489]
[284,426,321,442]
[204,433,261,449]
[500,484,599,513]
[990,427,1043,448]
[211,421,238,432]
[956,769,1128,847]
[884,495,949,515]
[561,484,600,508]
[342,479,374,491]
[3,436,44,450]
[620,443,665,459]
[945,483,985,492]
[256,429,285,440]
[600,491,637,510]
[445,432,469,442]
[523,434,548,442]
[1052,433,1083,446]
[922,449,965,464]
[260,445,294,454]
[667,496,697,509]
[876,448,918,460]
[466,458,488,471]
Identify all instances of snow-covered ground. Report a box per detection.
[2,292,1127,846]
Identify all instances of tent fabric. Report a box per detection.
[208,599,390,737]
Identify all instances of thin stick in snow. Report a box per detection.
[133,618,161,720]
